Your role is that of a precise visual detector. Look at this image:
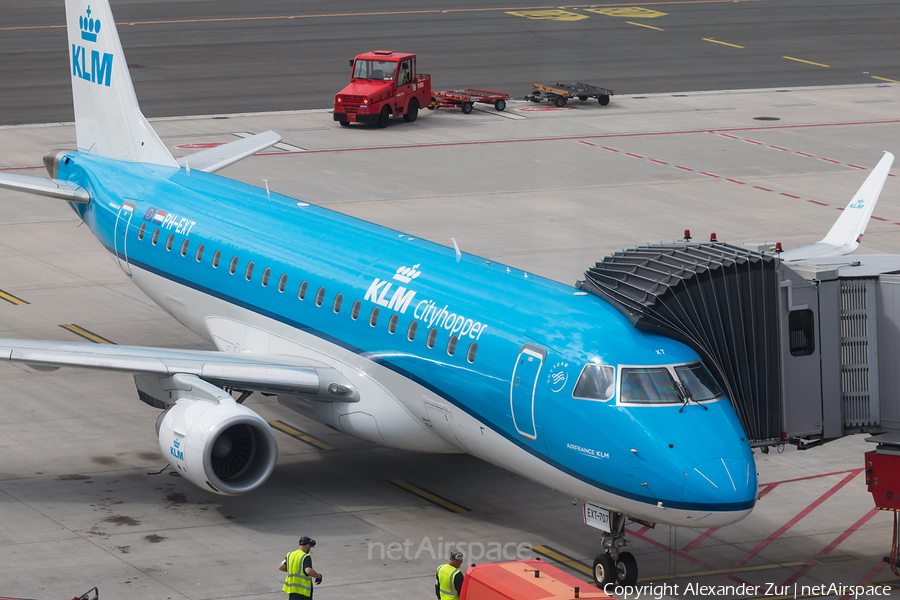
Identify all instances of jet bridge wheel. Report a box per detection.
[592,553,616,586]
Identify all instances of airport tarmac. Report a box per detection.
[1,85,900,599]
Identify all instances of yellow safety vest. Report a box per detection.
[283,549,312,596]
[436,563,461,600]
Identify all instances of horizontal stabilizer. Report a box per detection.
[0,172,90,203]
[781,152,894,261]
[176,131,282,173]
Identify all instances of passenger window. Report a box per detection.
[789,309,815,356]
[388,313,398,334]
[315,287,325,306]
[229,256,238,274]
[165,233,174,251]
[180,239,189,257]
[212,250,221,268]
[573,364,616,401]
[245,262,254,281]
[195,244,204,262]
[620,367,680,404]
[407,320,418,341]
[426,327,437,349]
[299,280,308,300]
[369,307,380,326]
[466,342,478,363]
[261,267,271,287]
[151,228,159,245]
[278,274,287,293]
[333,293,343,313]
[447,335,458,356]
[351,300,361,320]
[138,223,146,240]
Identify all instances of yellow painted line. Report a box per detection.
[388,478,470,513]
[506,9,588,21]
[703,38,744,48]
[627,21,664,30]
[0,289,28,305]
[784,56,830,68]
[872,75,900,84]
[532,545,593,577]
[268,420,334,450]
[59,324,115,344]
[586,7,667,18]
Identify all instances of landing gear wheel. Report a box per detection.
[554,95,567,108]
[599,94,610,106]
[403,98,419,122]
[494,99,506,111]
[615,552,638,586]
[592,553,617,587]
[376,106,390,128]
[339,120,349,127]
[461,102,473,114]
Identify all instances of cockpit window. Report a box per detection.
[353,60,396,81]
[620,367,681,404]
[674,363,724,401]
[573,364,616,401]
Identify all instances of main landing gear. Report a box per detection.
[592,511,639,587]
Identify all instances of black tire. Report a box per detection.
[599,94,610,106]
[494,99,506,112]
[403,98,419,122]
[554,95,567,108]
[376,106,390,128]
[428,96,437,110]
[578,95,588,101]
[339,120,349,127]
[461,102,473,114]
[592,553,616,587]
[616,552,638,586]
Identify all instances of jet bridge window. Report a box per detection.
[573,364,616,401]
[789,309,816,356]
[674,363,724,401]
[620,367,681,404]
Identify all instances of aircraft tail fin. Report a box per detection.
[65,0,176,167]
[780,151,894,261]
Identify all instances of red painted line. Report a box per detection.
[743,139,765,145]
[635,526,650,536]
[753,186,773,192]
[0,165,43,171]
[700,172,720,178]
[847,164,867,170]
[819,157,841,163]
[808,200,829,206]
[649,159,670,165]
[781,193,801,199]
[781,507,880,588]
[578,141,598,147]
[601,146,620,152]
[682,527,720,553]
[675,165,695,171]
[625,153,645,159]
[719,133,741,139]
[839,560,889,600]
[873,216,888,221]
[726,179,746,184]
[769,146,789,151]
[731,470,860,569]
[795,151,815,157]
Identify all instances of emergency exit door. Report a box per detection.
[511,344,546,440]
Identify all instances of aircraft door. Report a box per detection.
[510,343,547,440]
[114,200,136,276]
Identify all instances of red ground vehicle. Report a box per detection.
[334,51,432,127]
[459,560,616,599]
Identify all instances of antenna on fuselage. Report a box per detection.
[451,238,461,262]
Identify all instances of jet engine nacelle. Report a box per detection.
[154,375,278,495]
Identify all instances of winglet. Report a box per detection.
[65,0,176,167]
[780,151,894,261]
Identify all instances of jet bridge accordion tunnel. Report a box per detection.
[578,241,897,448]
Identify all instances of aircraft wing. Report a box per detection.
[175,131,282,173]
[781,151,894,261]
[0,338,357,400]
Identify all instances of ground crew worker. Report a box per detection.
[279,536,323,599]
[399,60,411,85]
[435,550,464,599]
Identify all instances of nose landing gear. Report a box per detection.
[591,511,639,587]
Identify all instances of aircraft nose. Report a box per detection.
[683,457,756,505]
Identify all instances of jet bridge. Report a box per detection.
[578,241,900,448]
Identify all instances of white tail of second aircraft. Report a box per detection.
[65,0,176,167]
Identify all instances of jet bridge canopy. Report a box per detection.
[577,242,782,444]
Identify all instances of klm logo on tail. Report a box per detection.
[72,5,113,86]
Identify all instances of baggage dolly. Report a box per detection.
[429,89,510,113]
[525,82,614,107]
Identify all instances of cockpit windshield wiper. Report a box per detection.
[676,381,708,412]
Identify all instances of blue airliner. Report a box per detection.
[0,0,891,587]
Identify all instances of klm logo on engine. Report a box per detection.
[170,438,184,461]
[72,5,113,87]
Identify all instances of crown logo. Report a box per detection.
[393,264,421,284]
[79,5,101,42]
